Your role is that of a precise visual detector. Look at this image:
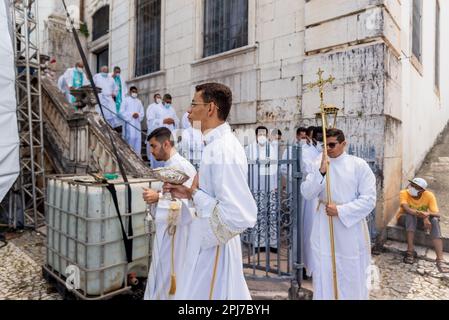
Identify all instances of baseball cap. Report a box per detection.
[408,177,428,190]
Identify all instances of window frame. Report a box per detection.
[92,5,110,42]
[194,0,256,62]
[134,0,163,78]
[411,0,423,75]
[434,0,440,94]
[202,0,249,58]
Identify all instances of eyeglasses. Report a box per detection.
[190,101,220,110]
[326,142,340,149]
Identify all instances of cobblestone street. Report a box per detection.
[0,232,60,300]
[1,231,448,300]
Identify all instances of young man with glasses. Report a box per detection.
[163,83,257,299]
[301,128,377,300]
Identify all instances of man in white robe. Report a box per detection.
[146,94,180,169]
[281,127,320,277]
[110,66,128,130]
[181,111,191,129]
[57,74,68,97]
[122,86,144,156]
[165,83,257,300]
[62,61,89,105]
[93,66,118,128]
[180,126,204,163]
[146,93,163,161]
[245,126,278,250]
[143,127,197,300]
[301,128,376,300]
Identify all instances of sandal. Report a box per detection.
[436,260,449,273]
[403,251,416,264]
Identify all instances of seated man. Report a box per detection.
[396,178,448,273]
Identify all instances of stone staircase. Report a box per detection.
[41,77,152,177]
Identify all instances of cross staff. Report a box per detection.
[308,68,339,300]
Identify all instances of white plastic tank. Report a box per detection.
[45,175,162,297]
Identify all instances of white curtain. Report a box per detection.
[0,0,19,202]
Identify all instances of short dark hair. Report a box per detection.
[326,128,345,143]
[255,126,268,136]
[130,86,138,92]
[163,93,172,101]
[113,66,121,72]
[147,127,175,147]
[195,83,232,121]
[306,126,315,137]
[154,93,161,99]
[297,127,307,135]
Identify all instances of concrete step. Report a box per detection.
[386,225,449,253]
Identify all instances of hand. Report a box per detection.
[163,118,175,125]
[423,217,432,230]
[163,183,193,199]
[191,174,199,191]
[320,152,329,175]
[132,112,139,119]
[142,188,159,204]
[326,203,339,217]
[416,210,429,218]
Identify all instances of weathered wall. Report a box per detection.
[401,0,449,186]
[43,13,88,77]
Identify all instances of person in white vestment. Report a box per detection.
[244,126,278,250]
[143,127,197,300]
[122,86,144,156]
[301,128,376,300]
[110,66,128,131]
[57,74,68,97]
[145,93,163,161]
[280,126,320,277]
[146,93,180,169]
[179,125,204,163]
[181,111,191,130]
[62,61,89,105]
[93,66,118,128]
[164,83,257,300]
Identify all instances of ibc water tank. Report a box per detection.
[45,175,162,298]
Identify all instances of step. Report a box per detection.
[386,225,449,253]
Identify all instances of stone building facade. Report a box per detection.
[40,0,449,234]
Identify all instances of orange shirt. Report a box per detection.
[396,189,439,219]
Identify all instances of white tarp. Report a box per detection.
[0,0,19,202]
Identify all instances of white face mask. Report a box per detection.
[156,98,162,104]
[131,93,138,98]
[299,140,307,146]
[407,187,419,197]
[316,142,324,152]
[257,136,267,146]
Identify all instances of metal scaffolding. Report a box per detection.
[11,0,45,229]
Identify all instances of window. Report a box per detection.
[135,0,161,77]
[435,1,440,90]
[412,0,423,63]
[92,5,110,41]
[95,47,109,73]
[203,0,248,58]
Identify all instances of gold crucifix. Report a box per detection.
[308,68,335,109]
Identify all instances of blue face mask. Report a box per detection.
[101,73,108,78]
[164,103,171,109]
